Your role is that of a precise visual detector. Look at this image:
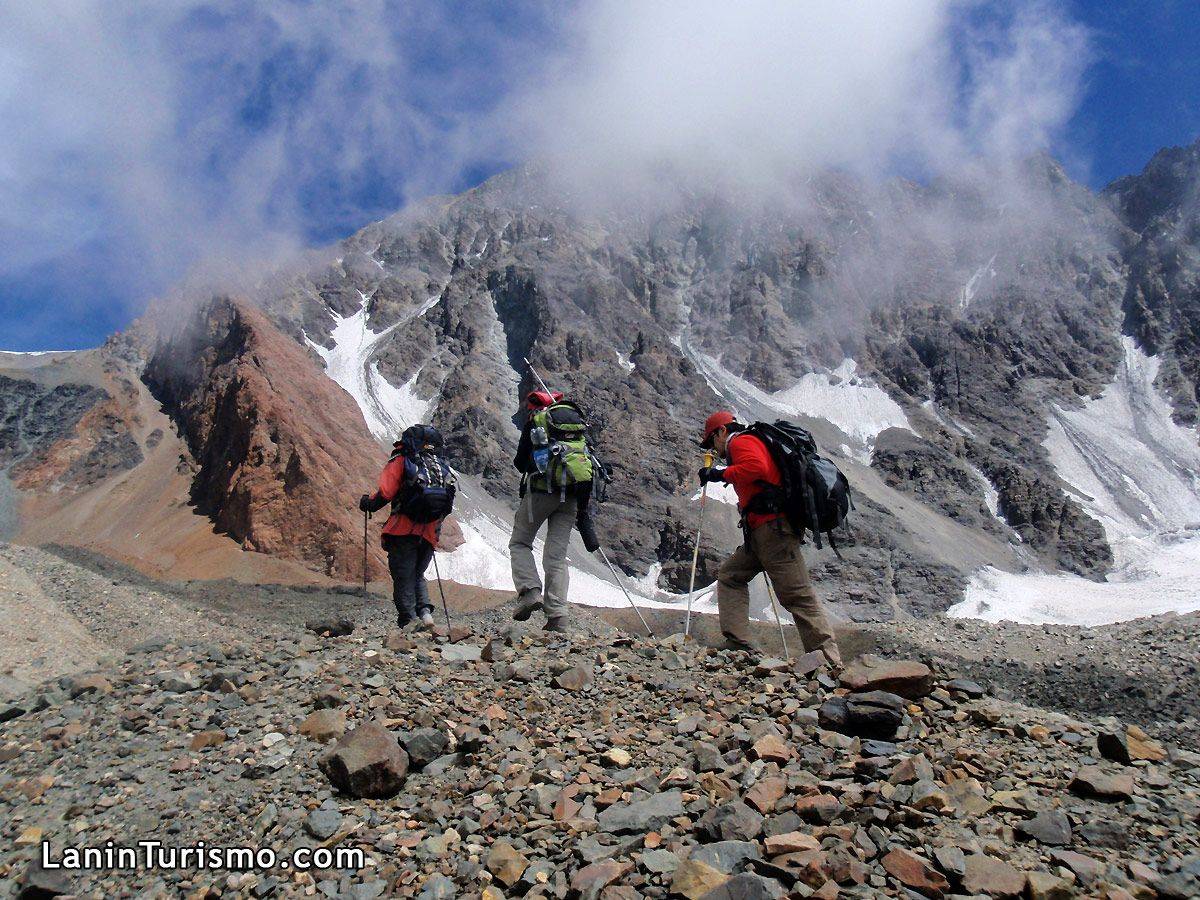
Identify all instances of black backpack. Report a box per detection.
[393,424,456,523]
[742,420,853,557]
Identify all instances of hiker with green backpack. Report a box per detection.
[509,389,604,632]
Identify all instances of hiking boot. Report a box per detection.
[396,616,414,630]
[544,618,571,634]
[717,635,758,654]
[419,610,435,628]
[512,590,544,622]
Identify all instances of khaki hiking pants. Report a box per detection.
[717,519,841,664]
[509,490,578,623]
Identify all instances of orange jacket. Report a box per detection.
[370,454,441,547]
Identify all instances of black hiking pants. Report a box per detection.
[384,534,434,625]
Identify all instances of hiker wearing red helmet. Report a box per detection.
[698,410,841,665]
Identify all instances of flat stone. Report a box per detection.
[839,655,933,699]
[750,734,791,764]
[400,727,450,768]
[571,859,629,900]
[596,790,684,834]
[689,840,761,874]
[305,808,343,840]
[764,832,821,856]
[695,741,726,772]
[641,849,681,874]
[818,691,906,740]
[933,845,966,878]
[1049,849,1104,885]
[1098,724,1167,765]
[440,643,482,663]
[744,775,787,813]
[671,859,730,899]
[66,673,113,698]
[1025,871,1074,900]
[961,854,1025,898]
[300,708,346,744]
[792,650,828,677]
[882,848,948,898]
[945,678,986,698]
[1070,766,1134,802]
[307,618,354,636]
[794,794,841,824]
[698,800,764,842]
[417,873,457,900]
[696,872,786,899]
[1016,809,1073,847]
[555,665,594,691]
[754,657,789,675]
[487,840,529,887]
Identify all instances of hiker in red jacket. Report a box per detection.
[360,425,455,629]
[698,410,842,665]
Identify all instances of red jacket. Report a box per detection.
[720,432,784,530]
[370,455,441,547]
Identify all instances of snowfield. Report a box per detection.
[303,293,438,442]
[693,353,911,462]
[951,338,1200,626]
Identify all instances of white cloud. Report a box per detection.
[0,0,1093,334]
[513,0,1091,200]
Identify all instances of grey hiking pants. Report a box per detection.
[509,490,578,623]
[717,519,841,664]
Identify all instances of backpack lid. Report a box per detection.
[526,390,564,410]
[400,423,444,455]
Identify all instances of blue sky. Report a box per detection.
[1,0,1197,352]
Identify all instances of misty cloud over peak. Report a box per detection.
[1,0,1094,347]
[520,0,1090,200]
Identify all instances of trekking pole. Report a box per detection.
[595,546,654,638]
[362,511,370,598]
[684,450,715,639]
[431,553,452,632]
[763,576,791,659]
[522,357,555,398]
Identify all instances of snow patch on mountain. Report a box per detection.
[694,353,911,461]
[951,338,1200,626]
[958,253,997,310]
[436,509,719,615]
[303,294,439,442]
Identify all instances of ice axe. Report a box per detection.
[684,449,715,639]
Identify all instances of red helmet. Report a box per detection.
[526,390,563,410]
[700,410,736,448]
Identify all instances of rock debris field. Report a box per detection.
[0,543,1199,898]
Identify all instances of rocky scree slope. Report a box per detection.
[2,597,1199,899]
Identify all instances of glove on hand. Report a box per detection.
[697,466,726,485]
[358,494,373,513]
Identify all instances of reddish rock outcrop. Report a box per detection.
[144,296,385,579]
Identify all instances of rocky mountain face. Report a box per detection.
[236,148,1196,616]
[3,140,1198,619]
[0,357,143,498]
[1107,141,1200,425]
[142,297,387,580]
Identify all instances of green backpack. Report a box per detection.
[528,401,595,498]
